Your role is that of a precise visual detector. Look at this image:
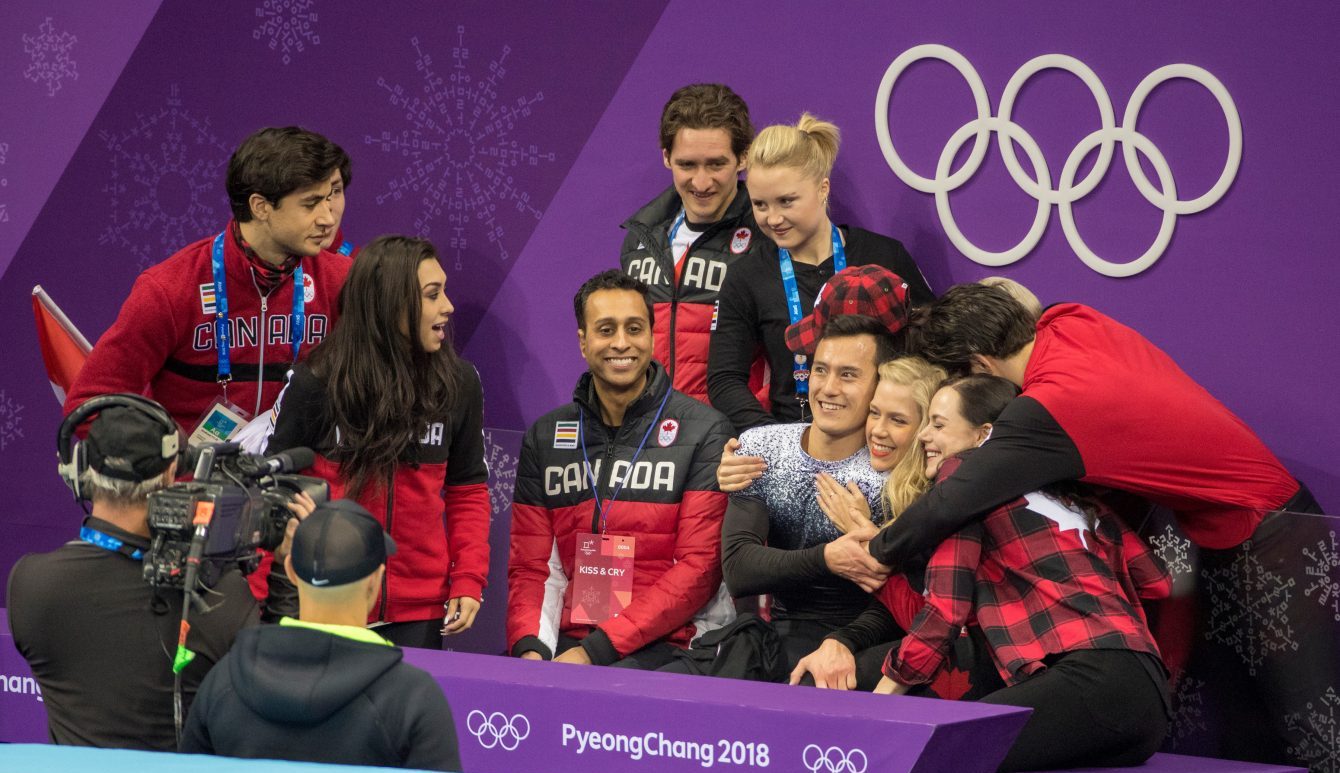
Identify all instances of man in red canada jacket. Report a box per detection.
[620,83,768,407]
[507,270,734,668]
[63,126,353,435]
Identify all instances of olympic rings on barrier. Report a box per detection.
[874,44,1242,277]
[466,709,531,751]
[803,744,869,773]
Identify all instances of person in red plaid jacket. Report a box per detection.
[875,375,1172,772]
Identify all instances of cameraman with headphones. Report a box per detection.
[5,395,312,750]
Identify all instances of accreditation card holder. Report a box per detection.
[570,533,636,625]
[187,397,251,448]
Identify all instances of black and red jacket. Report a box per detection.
[268,361,490,623]
[64,221,351,429]
[507,361,733,665]
[620,183,769,406]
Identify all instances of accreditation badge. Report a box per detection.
[570,533,636,625]
[188,397,251,447]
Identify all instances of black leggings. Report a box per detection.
[979,649,1170,772]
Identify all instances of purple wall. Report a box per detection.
[1,0,1336,646]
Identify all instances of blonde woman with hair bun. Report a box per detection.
[708,112,935,435]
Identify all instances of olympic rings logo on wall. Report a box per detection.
[803,744,869,773]
[874,44,1242,277]
[466,709,531,751]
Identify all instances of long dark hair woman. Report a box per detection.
[268,235,490,648]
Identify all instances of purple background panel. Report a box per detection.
[0,609,48,743]
[0,1,163,279]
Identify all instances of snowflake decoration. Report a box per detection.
[98,85,231,271]
[1302,530,1340,622]
[1285,686,1340,772]
[252,0,320,66]
[1148,523,1194,580]
[364,26,557,270]
[1201,544,1298,675]
[1166,673,1208,749]
[23,17,78,97]
[483,428,519,520]
[0,390,25,452]
[0,140,9,224]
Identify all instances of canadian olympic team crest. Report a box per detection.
[466,709,530,751]
[803,744,868,773]
[874,44,1242,277]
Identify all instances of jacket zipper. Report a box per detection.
[249,269,277,419]
[588,415,625,535]
[379,468,395,621]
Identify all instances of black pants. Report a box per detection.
[556,635,681,670]
[979,649,1169,772]
[375,619,442,649]
[1186,483,1339,769]
[774,618,890,691]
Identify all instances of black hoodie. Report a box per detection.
[180,624,461,771]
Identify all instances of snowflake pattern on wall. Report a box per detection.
[364,26,557,270]
[0,141,9,224]
[1200,544,1298,675]
[0,390,25,452]
[98,85,231,271]
[1302,530,1340,622]
[23,17,78,96]
[1148,523,1194,579]
[483,428,519,520]
[1285,686,1340,772]
[253,0,320,65]
[1166,673,1209,749]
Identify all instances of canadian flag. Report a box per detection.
[32,285,92,404]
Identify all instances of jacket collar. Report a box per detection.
[82,515,151,551]
[572,360,670,427]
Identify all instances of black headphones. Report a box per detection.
[56,393,182,502]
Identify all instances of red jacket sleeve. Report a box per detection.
[63,271,178,419]
[442,366,490,601]
[886,523,983,685]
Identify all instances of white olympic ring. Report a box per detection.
[465,709,531,751]
[802,744,869,773]
[874,44,1242,277]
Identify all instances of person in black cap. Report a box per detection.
[180,499,462,772]
[7,399,302,750]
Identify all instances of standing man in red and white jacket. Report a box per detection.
[63,127,353,439]
[620,84,769,408]
[507,270,734,668]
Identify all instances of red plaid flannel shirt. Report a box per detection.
[883,458,1171,687]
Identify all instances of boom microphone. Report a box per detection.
[255,447,314,476]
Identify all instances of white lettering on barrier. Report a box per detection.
[560,722,772,768]
[0,674,43,702]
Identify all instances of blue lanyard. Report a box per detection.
[779,224,846,397]
[80,526,144,560]
[210,232,305,382]
[337,241,354,256]
[578,387,672,534]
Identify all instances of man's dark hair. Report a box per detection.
[227,126,349,221]
[659,84,753,159]
[818,314,899,367]
[912,283,1037,374]
[573,269,654,331]
[939,374,1020,427]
